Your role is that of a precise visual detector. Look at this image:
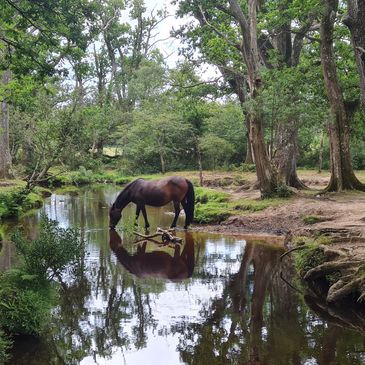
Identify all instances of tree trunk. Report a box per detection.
[228,0,278,198]
[273,119,306,189]
[344,0,365,112]
[320,0,365,192]
[318,131,324,173]
[158,139,166,174]
[196,139,203,186]
[0,70,13,179]
[244,118,254,164]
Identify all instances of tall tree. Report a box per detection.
[320,0,365,191]
[0,0,92,178]
[175,0,318,195]
[0,70,12,178]
[344,0,365,112]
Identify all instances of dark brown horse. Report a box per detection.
[109,176,195,230]
[109,229,195,281]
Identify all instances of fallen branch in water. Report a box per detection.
[133,227,183,246]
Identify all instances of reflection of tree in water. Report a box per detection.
[48,232,158,363]
[174,242,365,365]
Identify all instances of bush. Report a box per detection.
[0,215,86,351]
[0,269,54,335]
[11,214,85,280]
[0,189,30,219]
[0,330,11,364]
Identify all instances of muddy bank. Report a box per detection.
[194,187,365,305]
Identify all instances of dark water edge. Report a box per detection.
[1,185,365,365]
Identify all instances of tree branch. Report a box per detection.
[198,5,240,50]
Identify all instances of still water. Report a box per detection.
[2,185,365,365]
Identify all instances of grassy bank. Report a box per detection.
[194,186,287,224]
[0,168,294,225]
[0,181,51,221]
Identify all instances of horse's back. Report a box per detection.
[134,176,189,205]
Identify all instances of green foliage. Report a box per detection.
[233,199,280,212]
[294,244,326,278]
[0,269,54,335]
[0,330,11,364]
[303,215,323,224]
[275,184,293,198]
[0,188,40,219]
[11,215,85,280]
[194,202,231,224]
[194,187,230,223]
[195,187,229,204]
[0,215,86,347]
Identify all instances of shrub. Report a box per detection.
[0,215,86,343]
[0,269,54,335]
[0,330,11,364]
[11,214,85,280]
[0,189,30,219]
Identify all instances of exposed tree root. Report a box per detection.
[298,242,365,303]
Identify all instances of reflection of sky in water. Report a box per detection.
[11,186,365,365]
[78,232,246,364]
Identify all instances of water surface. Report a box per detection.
[2,185,365,365]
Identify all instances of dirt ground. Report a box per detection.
[193,170,365,240]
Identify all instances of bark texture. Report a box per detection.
[228,0,278,197]
[0,70,13,179]
[320,0,365,191]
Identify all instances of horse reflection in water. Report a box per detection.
[109,230,195,281]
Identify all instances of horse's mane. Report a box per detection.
[114,179,143,209]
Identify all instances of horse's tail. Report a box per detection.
[184,179,195,227]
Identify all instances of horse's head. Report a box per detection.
[109,204,122,229]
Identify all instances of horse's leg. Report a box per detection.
[141,205,150,229]
[181,201,188,229]
[171,201,181,228]
[135,205,141,226]
[137,241,147,254]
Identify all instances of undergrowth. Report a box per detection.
[0,215,86,359]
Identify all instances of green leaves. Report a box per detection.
[11,214,85,281]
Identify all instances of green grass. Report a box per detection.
[193,187,288,224]
[303,215,323,224]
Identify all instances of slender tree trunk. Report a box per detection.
[318,131,324,173]
[96,140,104,158]
[196,140,203,186]
[344,0,365,112]
[0,70,13,179]
[158,139,166,174]
[320,0,365,191]
[244,119,254,164]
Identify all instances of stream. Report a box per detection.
[1,185,365,365]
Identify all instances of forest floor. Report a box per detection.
[186,169,365,239]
